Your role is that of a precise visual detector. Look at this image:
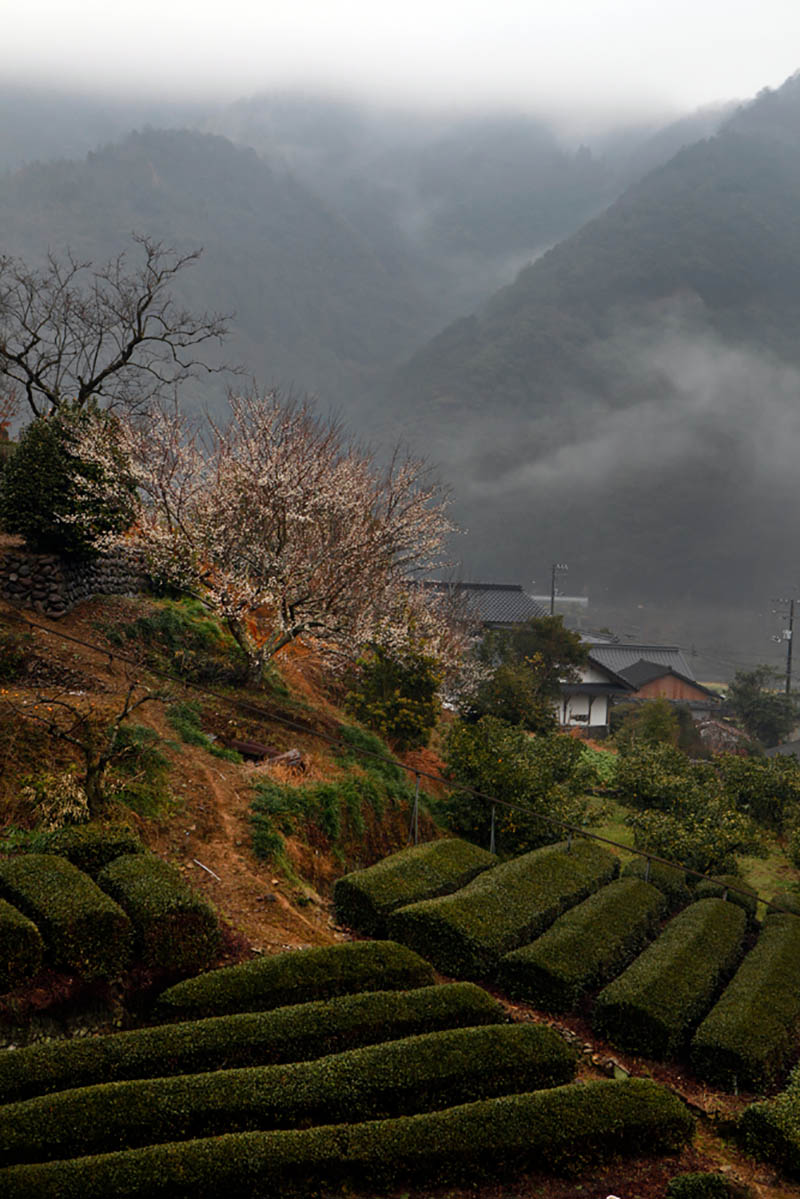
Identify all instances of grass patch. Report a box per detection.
[250,725,414,866]
[109,724,172,817]
[166,701,242,763]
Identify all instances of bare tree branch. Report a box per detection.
[0,235,233,418]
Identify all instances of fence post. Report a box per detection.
[407,773,421,846]
[489,805,496,856]
[644,857,651,883]
[566,830,573,853]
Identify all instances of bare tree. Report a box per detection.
[0,234,231,418]
[3,683,159,817]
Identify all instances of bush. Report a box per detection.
[0,407,136,556]
[695,875,758,924]
[0,854,132,979]
[0,983,505,1105]
[613,742,694,810]
[497,877,665,1013]
[592,899,747,1059]
[0,1078,693,1198]
[768,889,800,917]
[621,856,692,910]
[690,913,800,1092]
[345,645,442,751]
[666,1174,737,1198]
[97,854,219,973]
[333,839,497,936]
[0,898,43,993]
[156,940,435,1019]
[738,1066,800,1177]
[627,796,762,877]
[0,1023,577,1165]
[40,825,145,877]
[386,840,619,979]
[717,752,800,830]
[442,717,592,855]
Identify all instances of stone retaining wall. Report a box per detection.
[0,547,147,618]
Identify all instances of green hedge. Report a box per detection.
[0,1023,577,1165]
[43,825,145,876]
[767,889,800,917]
[592,899,747,1059]
[156,940,435,1019]
[0,854,132,979]
[0,983,504,1105]
[621,856,692,910]
[0,1078,693,1198]
[738,1066,800,1178]
[665,1174,736,1198]
[333,838,497,936]
[497,877,665,1012]
[690,912,800,1091]
[97,854,219,973]
[0,898,43,993]
[386,840,619,979]
[695,875,758,923]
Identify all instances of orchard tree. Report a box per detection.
[98,390,458,685]
[0,235,230,419]
[727,666,800,747]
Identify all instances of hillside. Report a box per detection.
[382,71,800,608]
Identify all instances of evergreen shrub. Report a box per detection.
[497,877,665,1012]
[695,875,758,924]
[97,854,219,972]
[386,840,619,979]
[0,898,43,992]
[41,825,145,876]
[333,838,497,936]
[690,912,800,1091]
[592,899,747,1059]
[621,856,692,910]
[665,1174,737,1198]
[0,1023,577,1165]
[738,1066,800,1177]
[0,853,132,979]
[0,983,504,1105]
[156,940,434,1019]
[0,1079,693,1198]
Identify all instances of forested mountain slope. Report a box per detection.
[383,72,800,606]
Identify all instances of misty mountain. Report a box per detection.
[0,127,442,410]
[209,93,727,321]
[381,72,800,608]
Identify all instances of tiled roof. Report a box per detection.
[587,643,697,682]
[423,581,547,627]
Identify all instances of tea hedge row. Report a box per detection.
[498,877,665,1013]
[0,1024,577,1165]
[1,1079,693,1198]
[592,899,747,1059]
[156,940,435,1019]
[690,912,800,1091]
[333,838,496,936]
[41,826,145,877]
[738,1065,800,1178]
[0,898,43,992]
[97,854,219,973]
[387,840,619,979]
[0,983,504,1105]
[0,854,132,979]
[621,857,692,911]
[695,875,758,924]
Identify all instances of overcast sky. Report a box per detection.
[4,1,800,126]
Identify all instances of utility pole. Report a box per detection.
[550,562,568,616]
[771,595,795,694]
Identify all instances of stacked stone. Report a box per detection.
[0,549,147,618]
